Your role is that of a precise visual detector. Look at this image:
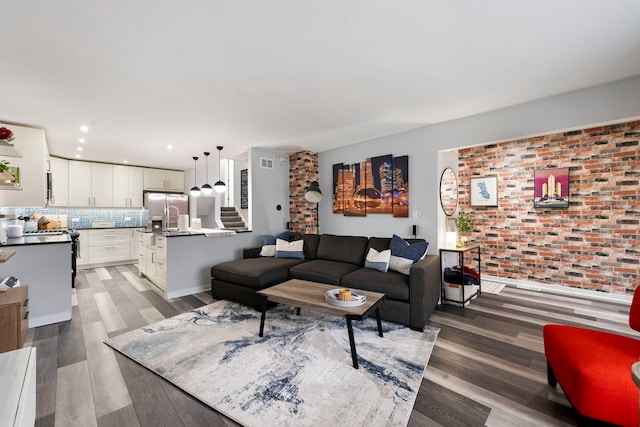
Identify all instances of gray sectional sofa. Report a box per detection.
[210,233,440,331]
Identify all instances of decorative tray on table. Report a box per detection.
[324,288,366,307]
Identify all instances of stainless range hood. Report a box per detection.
[0,141,21,157]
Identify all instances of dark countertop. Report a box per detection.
[2,233,72,247]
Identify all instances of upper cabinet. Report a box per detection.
[47,157,68,206]
[143,168,184,192]
[68,161,113,207]
[113,165,143,207]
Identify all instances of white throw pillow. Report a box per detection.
[259,245,276,257]
[275,238,304,259]
[389,255,414,275]
[364,248,391,272]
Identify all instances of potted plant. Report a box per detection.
[0,160,16,184]
[455,211,474,247]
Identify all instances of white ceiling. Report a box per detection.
[1,1,639,170]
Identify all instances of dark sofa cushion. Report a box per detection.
[211,257,306,290]
[301,234,321,260]
[289,260,361,285]
[341,268,410,301]
[316,234,369,266]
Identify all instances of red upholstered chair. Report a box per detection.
[543,289,640,427]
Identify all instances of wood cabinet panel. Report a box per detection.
[0,286,29,353]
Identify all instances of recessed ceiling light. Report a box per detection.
[123,160,128,164]
[79,138,85,143]
[75,154,81,158]
[80,126,89,133]
[167,145,173,150]
[77,147,83,151]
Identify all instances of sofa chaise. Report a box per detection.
[210,233,440,331]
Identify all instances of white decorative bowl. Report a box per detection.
[325,289,366,307]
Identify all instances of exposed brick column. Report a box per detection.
[289,151,319,234]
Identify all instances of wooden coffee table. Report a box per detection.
[257,279,386,369]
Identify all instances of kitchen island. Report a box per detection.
[138,229,255,299]
[0,234,72,327]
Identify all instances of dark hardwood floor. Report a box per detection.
[27,264,633,426]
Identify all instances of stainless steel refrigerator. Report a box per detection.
[144,192,189,230]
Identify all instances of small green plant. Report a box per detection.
[0,160,10,172]
[456,211,474,233]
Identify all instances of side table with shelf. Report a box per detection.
[439,243,481,307]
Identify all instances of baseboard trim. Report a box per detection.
[482,275,632,304]
[166,284,212,300]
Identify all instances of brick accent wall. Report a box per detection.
[458,120,639,294]
[289,151,319,234]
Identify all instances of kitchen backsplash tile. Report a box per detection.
[0,207,148,229]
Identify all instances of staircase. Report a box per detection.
[220,206,248,232]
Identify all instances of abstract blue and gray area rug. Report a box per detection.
[105,300,439,426]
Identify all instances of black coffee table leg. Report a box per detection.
[346,316,359,369]
[375,307,383,338]
[259,296,268,337]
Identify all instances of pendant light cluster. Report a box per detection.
[190,146,225,198]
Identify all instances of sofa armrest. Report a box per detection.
[408,254,441,330]
[243,247,262,259]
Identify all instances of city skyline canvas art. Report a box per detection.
[332,154,409,218]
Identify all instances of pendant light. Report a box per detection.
[214,146,226,193]
[190,156,201,197]
[201,151,213,195]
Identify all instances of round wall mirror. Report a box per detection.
[440,167,458,216]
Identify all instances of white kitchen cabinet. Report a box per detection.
[113,165,144,207]
[91,163,113,207]
[164,170,184,192]
[138,233,167,291]
[129,167,144,207]
[68,161,113,207]
[47,157,68,206]
[130,228,144,260]
[88,229,130,264]
[143,168,184,192]
[137,232,147,275]
[68,161,92,206]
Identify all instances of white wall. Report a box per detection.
[247,147,290,241]
[437,149,459,248]
[319,75,640,253]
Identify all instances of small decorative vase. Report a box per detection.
[338,288,352,301]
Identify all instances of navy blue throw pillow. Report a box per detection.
[389,234,428,262]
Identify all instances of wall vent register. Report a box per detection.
[260,158,274,169]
